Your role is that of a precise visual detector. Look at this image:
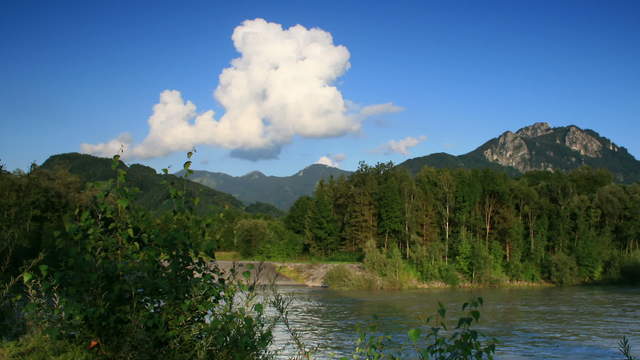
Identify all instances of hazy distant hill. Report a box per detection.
[179,164,351,210]
[41,153,244,213]
[400,122,640,183]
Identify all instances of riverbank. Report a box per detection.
[212,259,555,289]
[214,260,363,287]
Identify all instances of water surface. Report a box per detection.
[271,286,640,359]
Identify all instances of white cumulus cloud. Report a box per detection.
[80,133,133,157]
[81,18,402,161]
[376,135,427,156]
[316,153,346,168]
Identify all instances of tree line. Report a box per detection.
[283,162,640,285]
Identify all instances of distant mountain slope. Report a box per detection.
[399,152,520,176]
[400,122,640,183]
[41,153,243,213]
[180,164,351,210]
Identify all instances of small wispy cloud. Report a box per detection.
[358,103,404,118]
[316,153,346,168]
[374,135,427,155]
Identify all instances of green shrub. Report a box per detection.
[324,265,381,290]
[325,251,363,263]
[236,218,270,258]
[0,333,91,360]
[439,264,461,286]
[548,252,579,285]
[470,243,495,284]
[362,242,419,289]
[259,221,304,260]
[17,155,275,360]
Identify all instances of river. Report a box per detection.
[270,285,640,359]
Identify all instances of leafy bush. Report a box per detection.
[236,218,270,258]
[439,264,461,287]
[236,219,303,260]
[362,242,418,289]
[325,251,363,263]
[548,252,579,285]
[323,265,381,290]
[470,243,495,284]
[15,154,275,359]
[260,221,304,260]
[0,333,91,360]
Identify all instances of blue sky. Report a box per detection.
[1,0,639,176]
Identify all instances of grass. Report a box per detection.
[323,265,383,290]
[215,251,242,261]
[276,266,308,284]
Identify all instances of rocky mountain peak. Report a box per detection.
[516,122,552,138]
[564,126,602,158]
[402,122,639,183]
[482,130,532,171]
[477,123,619,174]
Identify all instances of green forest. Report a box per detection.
[281,162,640,287]
[215,160,640,289]
[1,154,639,358]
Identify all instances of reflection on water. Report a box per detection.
[271,286,640,359]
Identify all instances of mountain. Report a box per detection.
[180,164,351,210]
[400,122,640,183]
[399,152,520,176]
[40,153,244,213]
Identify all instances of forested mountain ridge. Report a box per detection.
[178,164,352,210]
[400,122,640,183]
[398,152,521,176]
[40,152,244,213]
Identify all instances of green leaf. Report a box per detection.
[254,303,263,313]
[38,264,48,276]
[408,328,421,342]
[117,198,129,208]
[183,161,192,170]
[242,271,251,279]
[22,272,33,284]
